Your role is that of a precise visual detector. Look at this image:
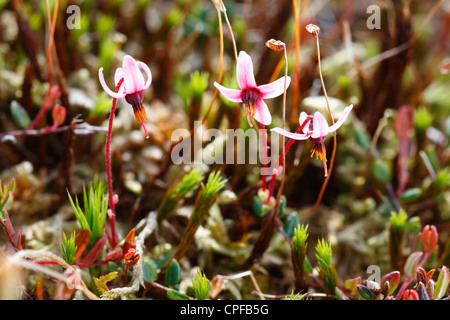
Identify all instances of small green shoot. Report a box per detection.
[157,168,205,223]
[315,238,337,296]
[61,232,77,265]
[67,179,108,250]
[192,272,211,300]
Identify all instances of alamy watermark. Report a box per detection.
[367,264,381,284]
[66,5,81,30]
[366,5,381,30]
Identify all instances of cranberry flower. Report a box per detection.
[214,51,291,127]
[271,105,353,176]
[99,55,152,137]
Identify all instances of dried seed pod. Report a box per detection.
[211,0,225,11]
[305,24,320,37]
[266,39,285,52]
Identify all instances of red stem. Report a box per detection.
[260,124,268,191]
[268,117,312,200]
[105,78,124,249]
[32,260,59,265]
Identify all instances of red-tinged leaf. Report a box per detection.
[122,229,136,255]
[12,230,23,249]
[78,235,107,269]
[416,267,427,284]
[380,271,400,295]
[102,250,124,264]
[426,269,435,283]
[404,251,423,277]
[434,266,449,300]
[74,229,91,263]
[344,277,361,295]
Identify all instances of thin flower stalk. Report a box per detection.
[259,123,269,191]
[275,43,289,207]
[290,0,301,124]
[105,78,124,248]
[268,116,313,200]
[298,24,338,216]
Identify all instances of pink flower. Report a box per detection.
[271,105,353,176]
[214,51,291,127]
[99,55,152,137]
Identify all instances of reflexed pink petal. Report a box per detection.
[137,61,152,90]
[328,105,353,133]
[299,112,311,134]
[258,76,291,99]
[214,82,243,102]
[99,67,126,99]
[253,99,272,125]
[311,112,330,139]
[271,127,311,140]
[236,51,257,89]
[122,55,145,94]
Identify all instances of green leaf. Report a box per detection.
[435,167,450,190]
[354,129,371,151]
[399,188,421,203]
[414,106,433,132]
[404,251,423,277]
[357,284,375,300]
[165,260,181,287]
[143,260,158,283]
[283,213,300,238]
[252,196,265,217]
[167,289,190,300]
[371,159,391,184]
[10,101,30,129]
[278,196,287,217]
[434,266,449,300]
[405,216,421,236]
